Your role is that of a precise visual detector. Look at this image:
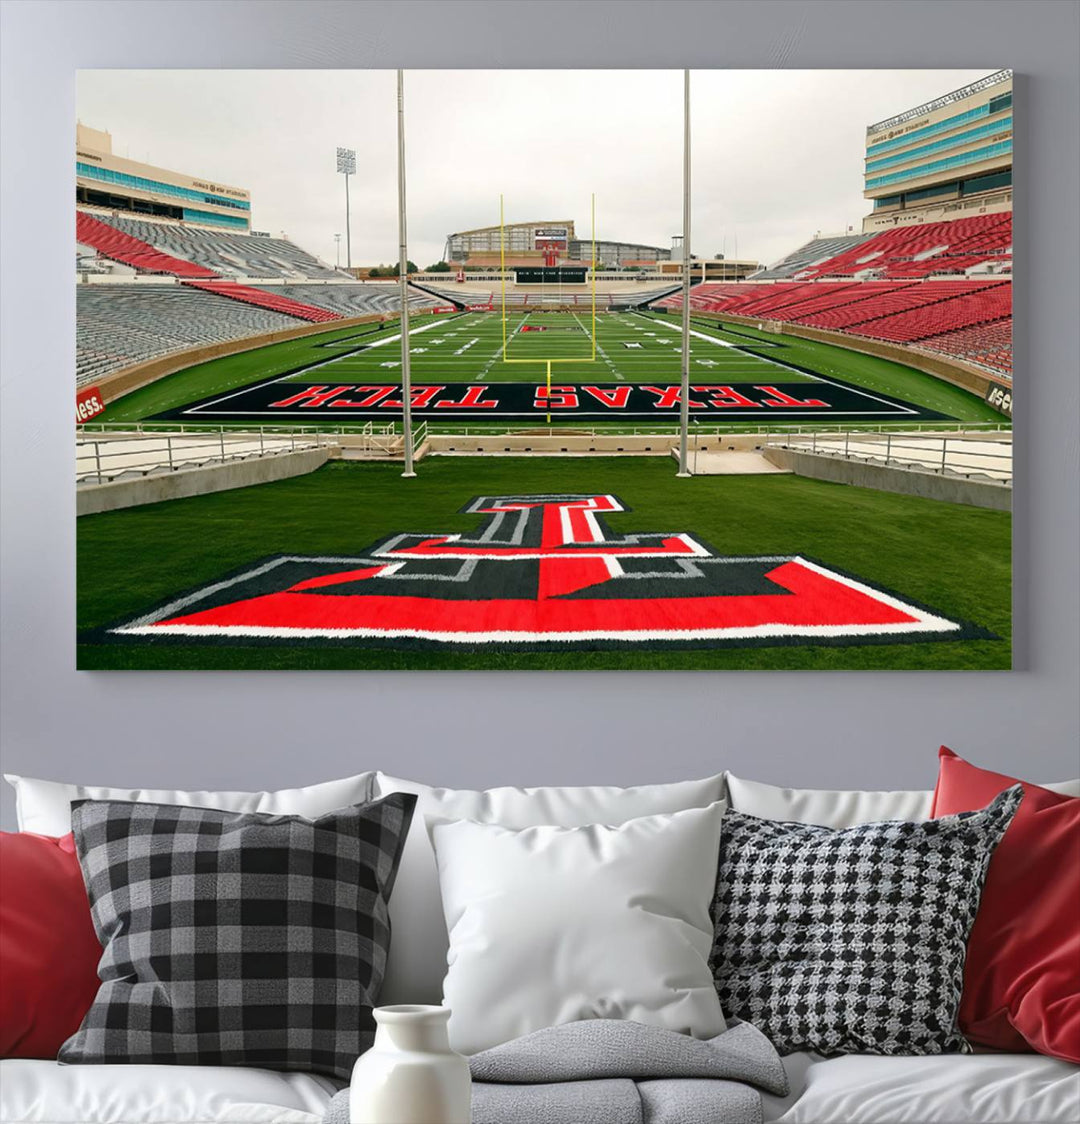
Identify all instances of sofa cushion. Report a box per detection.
[4,1052,1076,1124]
[711,787,1022,1056]
[0,1058,339,1124]
[372,771,726,1004]
[4,772,376,836]
[0,832,101,1058]
[431,802,727,1054]
[762,1050,1080,1123]
[724,771,1080,828]
[932,747,1080,1062]
[723,774,934,827]
[60,795,415,1081]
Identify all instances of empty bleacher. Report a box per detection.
[913,320,1012,375]
[800,214,1011,280]
[77,210,355,325]
[77,213,217,278]
[260,284,440,317]
[76,286,302,385]
[78,211,344,280]
[654,276,1012,377]
[752,233,875,279]
[852,282,1012,343]
[797,281,998,331]
[181,280,341,323]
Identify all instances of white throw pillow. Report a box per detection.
[430,802,728,1055]
[373,772,725,1005]
[4,772,375,836]
[723,771,1080,828]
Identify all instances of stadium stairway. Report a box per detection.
[181,280,341,323]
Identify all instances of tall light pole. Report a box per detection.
[677,68,692,477]
[334,232,341,269]
[336,147,355,271]
[397,69,415,479]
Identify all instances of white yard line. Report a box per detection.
[572,313,623,381]
[635,312,920,415]
[477,315,528,381]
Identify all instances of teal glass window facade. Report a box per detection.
[865,117,1011,172]
[179,208,248,228]
[866,99,1012,157]
[865,140,1012,189]
[988,91,1013,115]
[871,170,1010,212]
[961,170,1013,196]
[904,182,960,203]
[181,208,249,228]
[75,163,250,212]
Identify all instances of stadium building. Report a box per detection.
[444,220,671,268]
[862,69,1012,232]
[76,123,251,231]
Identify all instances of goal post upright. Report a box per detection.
[500,193,507,352]
[591,192,597,361]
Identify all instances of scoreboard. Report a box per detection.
[533,226,569,252]
[514,267,588,284]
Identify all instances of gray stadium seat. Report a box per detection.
[76,286,301,385]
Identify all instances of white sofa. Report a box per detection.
[2,770,1078,1124]
[3,1046,1079,1123]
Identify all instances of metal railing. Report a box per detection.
[76,427,337,484]
[417,420,1011,438]
[766,430,1012,484]
[78,418,1012,447]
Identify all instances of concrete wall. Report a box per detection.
[2,2,1078,830]
[763,446,1011,511]
[76,448,332,515]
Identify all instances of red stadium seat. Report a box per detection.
[181,280,342,323]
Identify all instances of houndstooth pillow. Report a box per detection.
[59,793,415,1080]
[710,785,1022,1057]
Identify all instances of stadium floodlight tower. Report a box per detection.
[336,147,356,270]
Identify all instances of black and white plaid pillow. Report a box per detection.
[59,793,415,1079]
[710,785,1022,1057]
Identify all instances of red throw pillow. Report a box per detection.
[0,832,102,1057]
[932,747,1080,1062]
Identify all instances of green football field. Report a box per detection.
[95,310,1006,428]
[77,456,1011,671]
[274,310,821,384]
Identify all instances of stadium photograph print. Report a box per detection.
[75,68,1014,671]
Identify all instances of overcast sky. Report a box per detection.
[77,68,993,270]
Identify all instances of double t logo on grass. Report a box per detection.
[95,495,992,651]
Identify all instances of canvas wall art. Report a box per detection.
[75,69,1013,670]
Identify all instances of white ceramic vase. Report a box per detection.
[350,1005,471,1124]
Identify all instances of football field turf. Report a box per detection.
[97,310,1007,428]
[273,310,821,385]
[77,456,1011,671]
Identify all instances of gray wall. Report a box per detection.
[2,1,1078,830]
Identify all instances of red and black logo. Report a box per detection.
[93,495,993,652]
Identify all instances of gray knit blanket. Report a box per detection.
[324,1018,788,1124]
